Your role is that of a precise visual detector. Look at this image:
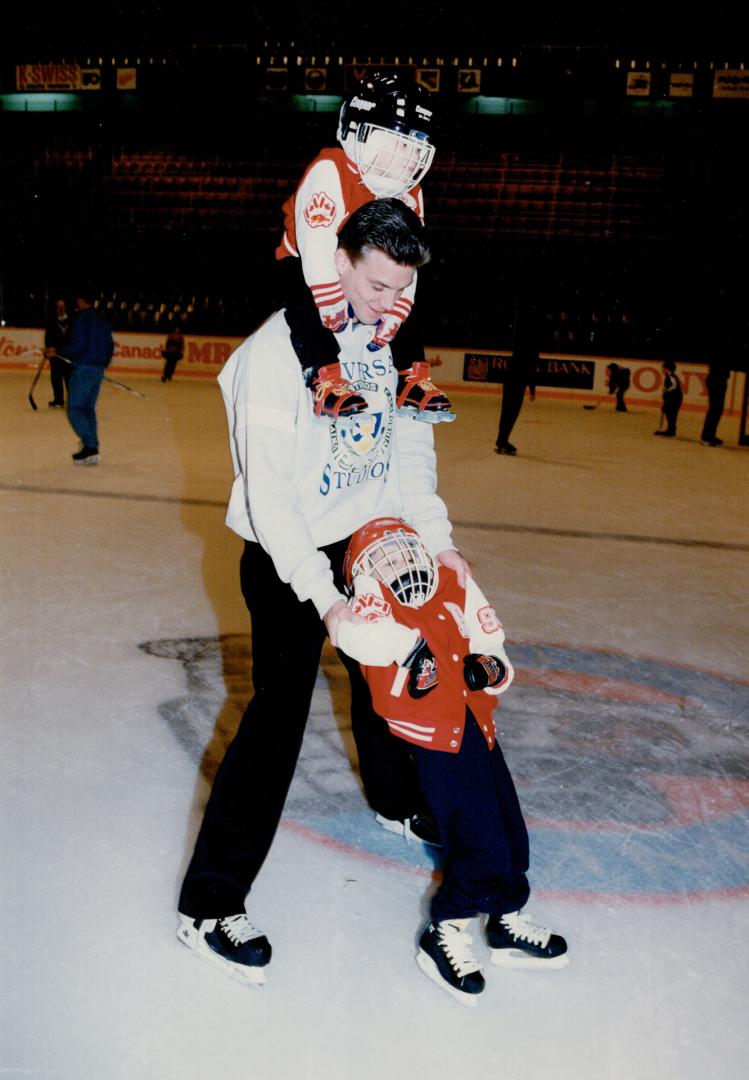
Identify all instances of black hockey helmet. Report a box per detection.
[338,72,436,198]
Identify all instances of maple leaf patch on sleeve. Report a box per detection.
[352,593,392,622]
[304,191,337,228]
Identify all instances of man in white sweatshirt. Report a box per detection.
[177,199,469,986]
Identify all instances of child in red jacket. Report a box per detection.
[338,517,568,1006]
[275,72,454,424]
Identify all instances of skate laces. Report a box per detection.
[218,914,264,945]
[501,911,551,948]
[314,377,335,400]
[437,920,481,976]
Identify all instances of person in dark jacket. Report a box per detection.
[606,363,630,412]
[654,360,683,437]
[44,298,71,408]
[495,304,538,455]
[700,359,730,447]
[60,294,115,465]
[160,326,185,382]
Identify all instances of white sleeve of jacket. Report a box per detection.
[336,575,420,666]
[395,417,455,559]
[221,331,342,619]
[465,577,514,695]
[294,158,347,296]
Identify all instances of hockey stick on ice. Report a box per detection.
[52,353,148,399]
[27,355,46,411]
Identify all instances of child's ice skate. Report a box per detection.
[311,363,367,420]
[486,910,568,969]
[416,919,485,1006]
[396,362,455,423]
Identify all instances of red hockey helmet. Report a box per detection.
[344,517,437,608]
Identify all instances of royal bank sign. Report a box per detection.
[464,353,595,389]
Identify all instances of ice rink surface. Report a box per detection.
[2,368,747,1080]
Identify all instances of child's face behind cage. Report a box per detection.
[357,534,436,608]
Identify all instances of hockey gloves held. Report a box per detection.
[464,653,507,691]
[403,637,438,698]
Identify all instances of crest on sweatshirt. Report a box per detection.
[319,382,394,496]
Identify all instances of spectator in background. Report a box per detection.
[606,362,630,413]
[60,293,115,465]
[495,302,538,456]
[161,325,185,382]
[700,359,730,447]
[44,298,71,408]
[654,359,683,437]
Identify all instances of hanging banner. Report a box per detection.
[713,69,749,98]
[626,71,651,96]
[116,68,137,91]
[416,68,440,92]
[669,73,694,98]
[304,67,328,93]
[457,68,481,93]
[16,64,101,91]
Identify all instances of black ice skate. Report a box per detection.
[486,910,569,970]
[177,913,272,987]
[375,810,442,847]
[416,919,485,1006]
[72,446,100,465]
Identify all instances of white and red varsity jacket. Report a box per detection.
[337,566,514,754]
[275,147,424,324]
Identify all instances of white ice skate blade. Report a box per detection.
[397,408,456,424]
[374,812,407,837]
[374,813,440,848]
[177,917,266,987]
[490,947,570,970]
[416,949,480,1007]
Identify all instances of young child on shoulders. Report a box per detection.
[274,72,454,424]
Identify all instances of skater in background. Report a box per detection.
[654,359,683,437]
[606,362,630,412]
[275,71,454,424]
[161,324,185,382]
[495,301,539,455]
[59,293,114,465]
[700,357,730,447]
[338,516,568,1006]
[44,298,71,408]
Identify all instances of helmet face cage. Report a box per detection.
[338,74,436,197]
[348,523,437,608]
[353,125,435,198]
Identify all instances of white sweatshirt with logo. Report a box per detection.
[218,310,455,617]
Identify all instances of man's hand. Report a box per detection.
[436,549,471,589]
[323,598,365,647]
